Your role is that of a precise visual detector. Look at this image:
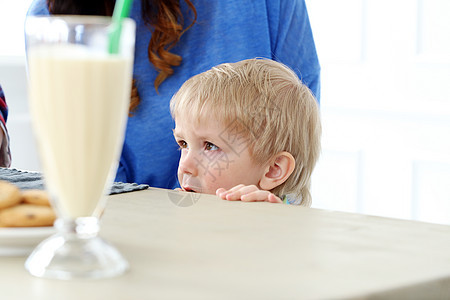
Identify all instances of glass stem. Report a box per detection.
[54,217,100,239]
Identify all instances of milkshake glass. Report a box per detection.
[24,16,135,279]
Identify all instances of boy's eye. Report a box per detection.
[205,142,219,151]
[177,140,188,149]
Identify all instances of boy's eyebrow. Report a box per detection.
[172,129,184,139]
[173,127,218,143]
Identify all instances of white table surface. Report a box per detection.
[1,188,450,299]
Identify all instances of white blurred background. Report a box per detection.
[1,0,449,225]
[306,0,450,225]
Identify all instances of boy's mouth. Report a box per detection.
[180,175,201,193]
[182,187,197,193]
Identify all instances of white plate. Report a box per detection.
[0,226,56,256]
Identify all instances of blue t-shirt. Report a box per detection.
[28,0,320,189]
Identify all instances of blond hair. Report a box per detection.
[170,58,321,206]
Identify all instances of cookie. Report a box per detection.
[0,204,56,227]
[0,180,22,209]
[21,189,51,207]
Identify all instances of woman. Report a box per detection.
[27,0,321,189]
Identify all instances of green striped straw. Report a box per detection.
[108,0,134,54]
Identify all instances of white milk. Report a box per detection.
[28,45,133,219]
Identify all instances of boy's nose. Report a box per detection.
[179,150,199,177]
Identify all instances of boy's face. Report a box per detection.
[173,115,268,195]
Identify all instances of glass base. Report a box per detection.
[25,218,129,280]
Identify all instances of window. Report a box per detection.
[307,0,450,225]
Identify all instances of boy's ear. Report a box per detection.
[259,151,295,191]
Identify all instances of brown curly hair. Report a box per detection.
[47,0,197,113]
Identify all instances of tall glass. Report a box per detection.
[24,16,135,279]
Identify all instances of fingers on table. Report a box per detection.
[240,190,281,202]
[216,185,282,203]
[216,185,257,201]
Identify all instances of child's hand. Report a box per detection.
[216,185,283,203]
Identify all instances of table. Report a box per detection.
[1,188,450,299]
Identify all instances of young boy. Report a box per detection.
[170,59,321,206]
